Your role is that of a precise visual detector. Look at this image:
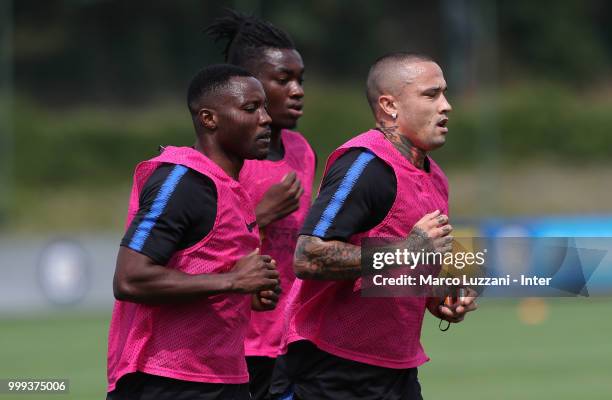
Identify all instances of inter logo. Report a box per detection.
[246,221,257,232]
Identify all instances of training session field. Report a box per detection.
[1,298,610,400]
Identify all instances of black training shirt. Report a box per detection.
[300,148,397,241]
[121,163,217,265]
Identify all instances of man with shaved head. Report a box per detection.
[107,64,281,400]
[270,53,477,400]
[366,53,449,158]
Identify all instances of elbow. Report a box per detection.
[113,280,129,301]
[113,277,138,302]
[113,248,153,303]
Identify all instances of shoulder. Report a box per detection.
[320,148,396,208]
[328,148,393,183]
[142,163,216,201]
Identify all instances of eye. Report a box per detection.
[243,103,258,112]
[423,90,438,99]
[276,76,289,85]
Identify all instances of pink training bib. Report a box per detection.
[282,130,449,369]
[240,130,315,357]
[107,146,260,391]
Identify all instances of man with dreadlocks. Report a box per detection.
[206,10,316,400]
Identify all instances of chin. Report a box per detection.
[275,118,298,130]
[428,137,447,151]
[252,150,269,160]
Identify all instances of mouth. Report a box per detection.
[255,129,272,143]
[287,103,304,118]
[436,117,449,133]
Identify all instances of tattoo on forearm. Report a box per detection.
[294,225,442,281]
[294,236,361,280]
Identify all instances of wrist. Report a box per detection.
[256,211,272,229]
[224,271,242,294]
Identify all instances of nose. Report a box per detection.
[440,94,452,113]
[289,81,304,99]
[260,107,272,126]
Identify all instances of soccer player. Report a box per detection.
[106,64,281,400]
[274,53,478,400]
[206,11,316,400]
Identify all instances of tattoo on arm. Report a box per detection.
[293,214,443,282]
[294,235,361,280]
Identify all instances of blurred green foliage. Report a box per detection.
[12,82,612,190]
[498,0,610,83]
[439,83,612,165]
[8,0,612,190]
[13,100,192,188]
[4,0,612,229]
[11,0,611,102]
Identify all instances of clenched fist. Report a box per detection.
[255,171,304,228]
[228,248,279,293]
[407,210,453,254]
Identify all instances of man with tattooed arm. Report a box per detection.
[270,53,478,400]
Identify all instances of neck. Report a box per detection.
[376,122,427,170]
[194,136,243,180]
[266,126,285,161]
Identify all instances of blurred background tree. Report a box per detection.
[2,0,612,230]
[12,0,610,99]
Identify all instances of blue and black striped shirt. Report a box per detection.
[121,163,217,265]
[300,149,397,241]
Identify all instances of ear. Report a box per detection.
[378,94,397,119]
[198,108,217,130]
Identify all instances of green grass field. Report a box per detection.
[1,299,611,400]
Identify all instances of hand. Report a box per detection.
[255,171,304,228]
[251,284,282,311]
[228,248,279,293]
[407,210,453,254]
[434,288,478,323]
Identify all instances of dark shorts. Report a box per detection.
[106,372,250,400]
[269,340,423,400]
[246,356,277,400]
